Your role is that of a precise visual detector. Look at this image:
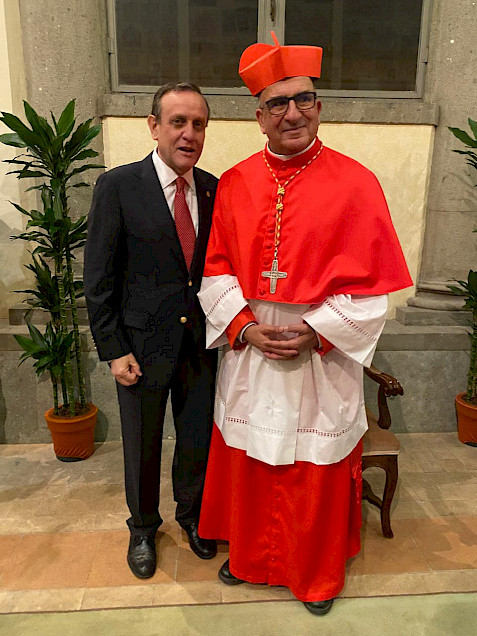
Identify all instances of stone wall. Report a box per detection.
[418,0,477,288]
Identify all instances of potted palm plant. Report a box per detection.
[0,100,102,460]
[448,119,477,445]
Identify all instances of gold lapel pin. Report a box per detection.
[206,191,210,198]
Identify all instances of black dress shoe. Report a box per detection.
[303,599,334,616]
[127,535,156,579]
[218,559,245,585]
[181,522,217,559]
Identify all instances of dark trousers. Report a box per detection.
[116,329,216,537]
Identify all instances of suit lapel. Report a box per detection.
[137,154,175,233]
[137,154,189,274]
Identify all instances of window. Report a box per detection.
[108,0,431,97]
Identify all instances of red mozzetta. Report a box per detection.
[204,137,413,303]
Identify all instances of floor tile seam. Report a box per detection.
[412,554,477,574]
[341,589,477,600]
[77,586,87,610]
[0,581,211,614]
[84,530,115,589]
[403,512,477,528]
[401,493,477,505]
[0,528,128,539]
[399,474,477,487]
[388,513,472,521]
[0,586,87,615]
[345,569,477,582]
[172,540,179,582]
[0,594,298,615]
[6,567,477,597]
[2,587,477,615]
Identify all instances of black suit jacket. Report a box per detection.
[84,154,218,384]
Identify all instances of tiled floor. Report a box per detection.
[0,433,476,613]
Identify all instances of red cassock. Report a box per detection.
[198,138,412,602]
[200,427,363,602]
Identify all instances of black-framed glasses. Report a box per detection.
[262,91,317,116]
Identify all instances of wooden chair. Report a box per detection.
[362,365,403,538]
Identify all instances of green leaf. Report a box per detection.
[9,201,32,217]
[40,185,52,210]
[468,270,477,293]
[14,334,41,355]
[36,356,54,370]
[0,132,27,148]
[0,112,42,149]
[27,322,46,348]
[468,118,477,140]
[66,164,104,179]
[64,122,101,161]
[50,178,61,193]
[56,100,76,136]
[69,216,87,231]
[447,285,467,296]
[4,158,45,168]
[71,149,99,162]
[63,119,93,155]
[23,101,55,144]
[53,200,64,221]
[7,169,48,180]
[453,150,477,159]
[449,127,477,148]
[18,351,33,365]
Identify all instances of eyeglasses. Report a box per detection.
[261,91,317,116]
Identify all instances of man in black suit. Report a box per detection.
[84,82,218,578]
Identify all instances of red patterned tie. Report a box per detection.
[174,177,196,270]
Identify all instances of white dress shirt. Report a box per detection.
[151,149,199,235]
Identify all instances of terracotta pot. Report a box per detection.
[45,403,98,461]
[455,393,477,446]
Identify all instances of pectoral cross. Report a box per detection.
[262,258,287,294]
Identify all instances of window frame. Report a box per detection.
[107,0,433,99]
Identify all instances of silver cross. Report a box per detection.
[262,258,288,294]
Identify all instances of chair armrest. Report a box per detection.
[364,365,403,430]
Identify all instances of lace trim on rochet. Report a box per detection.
[324,299,378,342]
[223,399,366,438]
[206,284,241,318]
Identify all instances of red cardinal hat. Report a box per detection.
[239,32,323,96]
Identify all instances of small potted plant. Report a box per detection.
[0,100,102,460]
[448,272,477,444]
[448,119,477,445]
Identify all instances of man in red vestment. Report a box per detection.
[197,34,412,615]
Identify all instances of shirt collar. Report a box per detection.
[266,138,317,161]
[151,149,195,191]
